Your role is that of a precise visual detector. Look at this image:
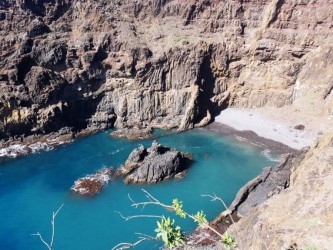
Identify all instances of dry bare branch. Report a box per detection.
[114,211,163,221]
[32,204,64,250]
[111,233,156,250]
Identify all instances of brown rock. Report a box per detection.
[71,168,114,196]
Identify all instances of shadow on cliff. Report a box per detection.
[195,53,228,125]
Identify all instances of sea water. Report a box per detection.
[0,129,277,250]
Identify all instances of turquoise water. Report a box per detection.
[0,129,277,250]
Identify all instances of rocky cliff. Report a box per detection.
[226,133,333,250]
[0,0,332,145]
[1,0,333,248]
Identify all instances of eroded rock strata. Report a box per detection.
[226,134,333,250]
[1,0,332,147]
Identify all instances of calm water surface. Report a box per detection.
[0,129,277,249]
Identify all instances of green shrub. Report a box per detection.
[155,216,185,249]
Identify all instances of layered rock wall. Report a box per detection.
[0,0,332,143]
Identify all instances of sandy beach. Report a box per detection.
[213,108,321,150]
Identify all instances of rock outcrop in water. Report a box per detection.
[118,141,191,184]
[71,167,114,196]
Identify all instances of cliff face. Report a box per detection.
[227,134,333,250]
[0,0,332,142]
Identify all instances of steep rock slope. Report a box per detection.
[0,0,332,144]
[227,134,333,250]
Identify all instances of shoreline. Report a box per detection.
[202,122,299,155]
[0,106,323,159]
[213,108,321,151]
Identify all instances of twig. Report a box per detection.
[132,189,224,238]
[111,233,157,250]
[31,232,51,250]
[202,194,237,225]
[129,189,174,211]
[114,211,163,221]
[31,204,64,250]
[202,194,241,249]
[50,204,64,247]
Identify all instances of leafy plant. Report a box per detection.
[193,210,208,227]
[221,232,237,250]
[155,216,185,249]
[114,189,234,250]
[172,199,186,218]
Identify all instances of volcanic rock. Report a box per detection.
[119,141,191,184]
[1,0,332,145]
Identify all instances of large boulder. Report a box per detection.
[119,141,191,184]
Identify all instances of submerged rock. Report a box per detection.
[71,168,114,196]
[110,127,154,140]
[118,141,191,184]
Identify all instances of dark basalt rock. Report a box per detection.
[228,150,306,216]
[119,141,192,184]
[27,19,51,38]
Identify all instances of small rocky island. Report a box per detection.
[118,140,192,184]
[71,141,191,196]
[71,168,114,196]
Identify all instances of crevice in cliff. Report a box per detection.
[194,52,227,126]
[154,0,172,16]
[17,56,37,83]
[183,4,196,26]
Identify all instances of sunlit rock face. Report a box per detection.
[0,0,332,143]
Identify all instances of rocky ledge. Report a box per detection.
[117,141,192,184]
[109,127,154,140]
[71,167,114,196]
[187,150,306,247]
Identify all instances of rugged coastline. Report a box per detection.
[1,0,333,249]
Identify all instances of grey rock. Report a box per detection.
[27,19,50,38]
[229,152,305,216]
[120,141,191,184]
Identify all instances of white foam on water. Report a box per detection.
[261,149,280,162]
[0,144,28,158]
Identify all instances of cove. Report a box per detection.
[0,129,277,250]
